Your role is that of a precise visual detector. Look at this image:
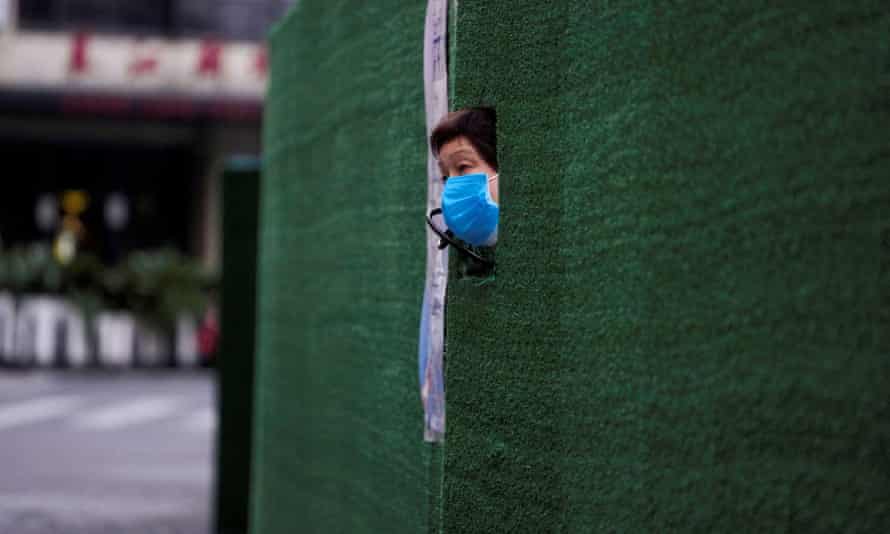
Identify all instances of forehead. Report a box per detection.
[438,136,480,160]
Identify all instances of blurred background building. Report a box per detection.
[0,0,290,270]
[0,5,291,531]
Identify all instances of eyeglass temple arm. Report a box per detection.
[425,208,495,267]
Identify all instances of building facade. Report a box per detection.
[0,0,290,268]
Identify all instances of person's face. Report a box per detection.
[437,136,499,203]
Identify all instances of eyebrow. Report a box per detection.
[445,149,477,161]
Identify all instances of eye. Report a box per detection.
[457,164,472,173]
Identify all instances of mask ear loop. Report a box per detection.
[426,208,495,267]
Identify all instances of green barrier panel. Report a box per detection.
[216,158,261,534]
[253,1,889,532]
[444,1,890,532]
[250,2,436,532]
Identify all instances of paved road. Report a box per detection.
[0,370,215,534]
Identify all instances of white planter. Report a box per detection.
[14,295,66,366]
[95,311,135,367]
[60,302,90,368]
[134,322,169,367]
[175,314,199,367]
[0,292,15,363]
[0,296,204,368]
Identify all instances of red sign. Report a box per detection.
[254,46,268,77]
[128,41,160,76]
[69,32,91,74]
[196,40,223,78]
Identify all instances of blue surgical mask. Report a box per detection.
[441,173,499,246]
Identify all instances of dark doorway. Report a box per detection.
[0,139,198,263]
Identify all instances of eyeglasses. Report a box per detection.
[425,208,495,268]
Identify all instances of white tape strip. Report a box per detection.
[419,0,449,443]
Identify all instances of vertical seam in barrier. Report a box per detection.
[247,169,269,534]
[246,172,266,534]
[435,5,458,532]
[435,5,459,532]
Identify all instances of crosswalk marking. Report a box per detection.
[0,395,82,431]
[72,397,181,430]
[0,391,215,434]
[0,492,193,520]
[182,407,216,433]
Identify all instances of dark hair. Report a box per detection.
[430,107,498,171]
